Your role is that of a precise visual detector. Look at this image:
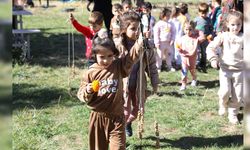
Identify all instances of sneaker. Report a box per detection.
[202,68,207,73]
[125,122,133,137]
[218,107,226,116]
[191,80,197,86]
[170,68,176,72]
[180,85,186,91]
[228,115,238,124]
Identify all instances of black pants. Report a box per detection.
[198,40,209,70]
[26,0,34,7]
[92,0,113,34]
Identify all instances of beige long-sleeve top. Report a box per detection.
[206,32,243,71]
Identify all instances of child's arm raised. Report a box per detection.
[120,37,144,77]
[70,13,93,38]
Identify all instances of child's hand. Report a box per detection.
[86,80,100,93]
[86,83,94,94]
[176,43,181,50]
[86,0,92,12]
[143,31,150,39]
[178,48,184,53]
[180,51,188,57]
[211,60,218,69]
[207,34,213,42]
[138,33,144,45]
[70,13,75,21]
[155,44,160,50]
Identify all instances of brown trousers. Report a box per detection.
[89,111,126,150]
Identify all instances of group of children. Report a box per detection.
[73,0,244,149]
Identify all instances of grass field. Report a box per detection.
[13,1,244,149]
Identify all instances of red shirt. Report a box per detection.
[72,20,96,59]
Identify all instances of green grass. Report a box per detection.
[0,1,12,19]
[13,1,243,150]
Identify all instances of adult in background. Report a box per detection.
[86,0,113,36]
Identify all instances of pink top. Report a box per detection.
[177,33,199,68]
[153,20,175,47]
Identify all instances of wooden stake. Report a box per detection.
[137,111,142,139]
[155,121,160,149]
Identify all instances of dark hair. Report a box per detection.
[92,33,119,57]
[122,0,132,6]
[88,11,103,25]
[141,2,152,10]
[119,11,141,48]
[184,20,196,30]
[179,2,188,15]
[119,11,141,33]
[213,0,221,4]
[171,6,180,18]
[198,2,209,14]
[113,3,123,11]
[159,8,171,20]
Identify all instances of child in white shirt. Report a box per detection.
[153,8,176,72]
[169,6,182,70]
[141,2,156,48]
[206,10,243,124]
[110,3,123,45]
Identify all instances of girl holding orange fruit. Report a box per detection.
[176,21,200,91]
[77,12,143,149]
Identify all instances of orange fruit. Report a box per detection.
[207,34,213,41]
[176,44,181,49]
[92,80,100,92]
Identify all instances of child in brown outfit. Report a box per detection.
[77,12,143,149]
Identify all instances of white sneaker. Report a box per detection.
[180,85,186,91]
[218,107,226,116]
[191,80,197,86]
[170,68,176,72]
[228,115,238,124]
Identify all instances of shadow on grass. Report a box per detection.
[160,81,180,86]
[156,91,203,98]
[157,91,183,98]
[39,27,69,32]
[18,32,87,68]
[136,135,243,149]
[159,80,219,89]
[198,80,219,89]
[13,83,81,110]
